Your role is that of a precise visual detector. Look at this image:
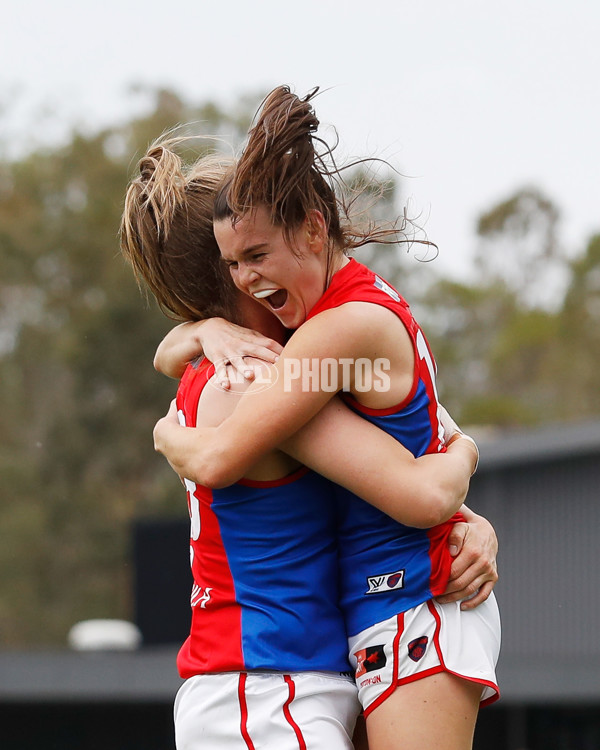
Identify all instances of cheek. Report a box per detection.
[229,268,243,290]
[288,259,320,296]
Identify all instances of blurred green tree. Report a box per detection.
[417,189,599,430]
[557,233,600,419]
[474,186,565,310]
[0,87,252,645]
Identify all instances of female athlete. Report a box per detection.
[121,138,486,750]
[153,87,501,750]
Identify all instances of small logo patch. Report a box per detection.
[408,636,428,662]
[354,645,387,677]
[366,569,405,595]
[374,275,401,302]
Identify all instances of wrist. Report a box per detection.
[447,432,479,475]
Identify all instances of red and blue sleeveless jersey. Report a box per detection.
[307,259,464,637]
[175,358,351,678]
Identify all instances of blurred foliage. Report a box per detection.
[414,188,599,429]
[0,87,598,646]
[0,87,254,646]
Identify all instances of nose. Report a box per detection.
[237,263,260,289]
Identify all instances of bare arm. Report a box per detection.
[154,318,283,383]
[153,305,392,485]
[281,398,477,528]
[152,307,496,600]
[155,372,477,528]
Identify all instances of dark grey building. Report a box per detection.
[2,420,599,749]
[470,419,600,749]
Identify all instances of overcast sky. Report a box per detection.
[2,0,598,278]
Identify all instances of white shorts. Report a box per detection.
[348,594,501,716]
[174,671,360,750]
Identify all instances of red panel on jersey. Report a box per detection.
[176,359,245,676]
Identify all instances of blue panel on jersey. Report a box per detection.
[335,488,436,636]
[212,471,351,672]
[350,379,434,458]
[337,379,441,636]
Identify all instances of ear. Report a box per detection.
[304,210,328,254]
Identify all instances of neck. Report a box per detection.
[326,249,350,286]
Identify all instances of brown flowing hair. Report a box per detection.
[214,85,433,260]
[120,135,238,323]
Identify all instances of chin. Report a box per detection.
[275,311,300,330]
[273,301,309,330]
[276,314,295,329]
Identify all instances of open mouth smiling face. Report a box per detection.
[214,206,329,329]
[252,287,289,311]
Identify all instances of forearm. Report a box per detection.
[282,400,475,528]
[153,365,331,487]
[156,310,393,486]
[194,359,334,484]
[154,317,284,387]
[154,321,207,378]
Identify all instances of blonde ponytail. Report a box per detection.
[120,135,237,322]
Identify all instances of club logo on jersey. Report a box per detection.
[354,645,387,677]
[374,275,401,302]
[408,636,429,662]
[365,568,405,595]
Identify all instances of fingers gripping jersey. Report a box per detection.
[175,359,350,677]
[307,260,465,637]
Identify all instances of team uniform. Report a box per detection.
[307,259,501,715]
[173,359,359,749]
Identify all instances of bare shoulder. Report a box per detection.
[197,357,277,426]
[283,301,412,360]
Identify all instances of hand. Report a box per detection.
[154,319,283,386]
[436,513,498,610]
[203,318,283,390]
[153,399,181,470]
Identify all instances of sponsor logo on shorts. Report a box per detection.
[354,645,387,677]
[365,569,405,595]
[408,635,429,662]
[359,674,382,688]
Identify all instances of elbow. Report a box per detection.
[204,465,236,489]
[409,508,444,530]
[410,484,467,529]
[198,471,227,489]
[188,447,240,489]
[153,351,184,379]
